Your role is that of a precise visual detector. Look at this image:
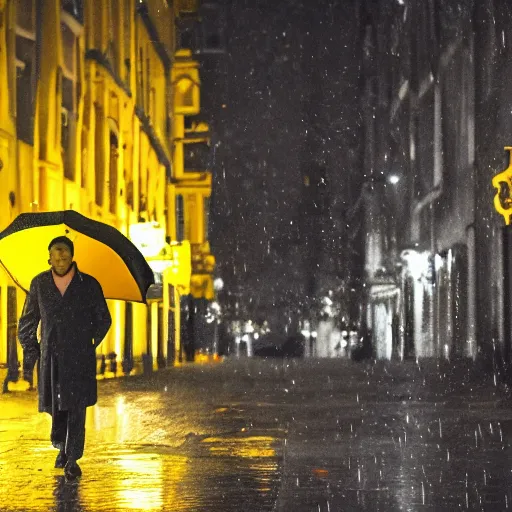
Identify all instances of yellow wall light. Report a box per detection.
[492,147,512,225]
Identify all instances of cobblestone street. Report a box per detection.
[1,358,512,511]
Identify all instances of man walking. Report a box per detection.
[18,236,112,480]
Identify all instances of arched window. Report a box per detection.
[173,75,199,114]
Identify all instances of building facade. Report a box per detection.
[0,0,216,385]
[360,0,512,369]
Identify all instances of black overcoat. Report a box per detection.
[18,265,112,412]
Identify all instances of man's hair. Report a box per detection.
[48,236,74,256]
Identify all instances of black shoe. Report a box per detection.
[54,450,68,469]
[64,460,82,481]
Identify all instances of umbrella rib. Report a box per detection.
[0,258,29,293]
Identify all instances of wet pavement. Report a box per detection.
[1,358,512,511]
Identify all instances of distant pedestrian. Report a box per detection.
[18,236,112,480]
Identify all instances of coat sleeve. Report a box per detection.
[92,280,112,347]
[18,279,41,373]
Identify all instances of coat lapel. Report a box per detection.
[61,265,83,303]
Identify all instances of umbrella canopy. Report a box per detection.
[0,210,155,303]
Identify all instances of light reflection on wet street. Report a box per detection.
[1,359,512,511]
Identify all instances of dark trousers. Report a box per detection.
[49,354,86,461]
[50,407,86,461]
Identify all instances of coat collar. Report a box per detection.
[45,263,83,300]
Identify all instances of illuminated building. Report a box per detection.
[0,0,216,383]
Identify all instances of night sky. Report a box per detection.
[201,0,362,322]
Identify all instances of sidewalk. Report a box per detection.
[0,352,223,391]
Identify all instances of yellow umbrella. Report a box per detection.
[0,210,155,303]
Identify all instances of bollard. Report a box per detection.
[2,362,20,393]
[2,336,20,393]
[108,352,117,375]
[99,354,106,375]
[157,354,166,369]
[142,354,153,374]
[122,356,134,375]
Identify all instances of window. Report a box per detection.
[94,107,105,206]
[137,47,144,109]
[109,132,119,214]
[413,88,435,199]
[146,53,151,113]
[184,141,209,172]
[93,4,102,50]
[177,0,198,14]
[17,0,34,32]
[126,180,134,208]
[179,27,196,50]
[61,20,80,180]
[204,196,210,240]
[176,194,185,242]
[201,4,225,54]
[150,87,156,120]
[62,0,83,23]
[15,0,36,143]
[173,75,199,115]
[108,0,120,74]
[123,0,131,83]
[176,78,194,108]
[413,0,435,87]
[81,145,88,189]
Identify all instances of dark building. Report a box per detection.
[360,0,512,371]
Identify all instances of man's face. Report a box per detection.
[49,243,73,276]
